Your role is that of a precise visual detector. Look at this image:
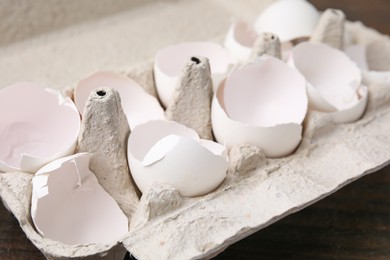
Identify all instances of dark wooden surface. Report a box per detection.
[1,1,389,259]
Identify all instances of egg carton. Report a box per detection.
[1,8,390,260]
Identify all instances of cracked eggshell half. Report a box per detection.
[345,41,390,86]
[127,120,228,197]
[291,42,368,123]
[211,56,307,158]
[0,82,80,173]
[224,20,258,64]
[254,0,320,42]
[154,42,236,107]
[31,153,128,245]
[74,71,164,130]
[345,40,390,72]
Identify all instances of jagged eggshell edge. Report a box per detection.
[330,85,368,123]
[127,120,228,197]
[31,153,129,245]
[211,91,303,158]
[0,83,80,173]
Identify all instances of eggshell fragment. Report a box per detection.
[224,20,258,63]
[291,42,368,123]
[211,56,308,158]
[345,40,390,72]
[154,42,235,107]
[31,153,128,245]
[254,0,320,42]
[127,120,228,197]
[74,71,164,130]
[0,82,80,173]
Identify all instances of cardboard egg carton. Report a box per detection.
[1,0,390,259]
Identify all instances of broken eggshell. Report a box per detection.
[74,71,164,130]
[291,42,368,123]
[211,55,308,158]
[254,0,320,43]
[224,20,258,64]
[154,42,236,107]
[127,120,228,197]
[345,40,390,73]
[0,82,80,173]
[31,153,128,245]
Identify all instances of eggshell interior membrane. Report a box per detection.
[0,82,80,173]
[224,20,258,63]
[292,42,362,112]
[211,56,307,158]
[128,120,228,197]
[154,42,235,107]
[224,56,307,127]
[31,153,128,245]
[74,71,164,130]
[254,0,320,42]
[212,87,303,158]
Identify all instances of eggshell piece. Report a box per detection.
[154,42,235,107]
[74,71,164,130]
[142,134,181,166]
[165,56,214,140]
[224,20,258,63]
[211,56,307,158]
[0,82,80,173]
[345,44,369,71]
[366,40,390,72]
[224,56,307,127]
[291,42,368,122]
[254,0,320,42]
[310,8,345,49]
[31,153,128,245]
[250,32,282,61]
[330,85,368,123]
[127,120,228,197]
[291,42,361,111]
[76,87,139,220]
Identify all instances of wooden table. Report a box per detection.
[1,1,389,259]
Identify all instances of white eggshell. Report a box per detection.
[224,20,258,64]
[345,45,369,71]
[254,0,320,42]
[74,71,164,130]
[0,82,80,173]
[31,153,128,245]
[345,44,390,87]
[330,85,368,123]
[345,40,390,73]
[291,42,368,123]
[211,56,307,158]
[127,120,228,197]
[154,42,236,107]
